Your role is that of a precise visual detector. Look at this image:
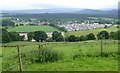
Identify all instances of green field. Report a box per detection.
[7,26,60,32]
[2,40,118,71]
[66,25,118,37]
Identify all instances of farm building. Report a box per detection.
[19,32,28,40]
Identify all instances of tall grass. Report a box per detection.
[21,45,64,63]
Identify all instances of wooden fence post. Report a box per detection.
[38,44,43,61]
[101,39,103,55]
[17,45,23,72]
[38,45,42,56]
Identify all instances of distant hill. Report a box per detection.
[75,9,117,15]
[2,8,80,14]
[2,8,118,15]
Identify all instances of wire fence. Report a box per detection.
[2,40,119,71]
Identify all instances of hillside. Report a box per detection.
[65,25,118,37]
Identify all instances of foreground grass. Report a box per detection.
[7,25,60,32]
[2,40,119,71]
[24,57,117,71]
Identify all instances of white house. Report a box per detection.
[19,32,28,40]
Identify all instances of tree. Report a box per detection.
[49,23,67,32]
[8,32,20,41]
[20,24,24,26]
[52,31,64,42]
[2,28,11,43]
[76,36,80,41]
[117,25,120,28]
[86,33,96,40]
[115,30,120,40]
[66,35,76,42]
[56,35,64,42]
[33,31,47,42]
[97,31,109,40]
[104,25,108,29]
[2,19,15,26]
[27,32,33,41]
[110,32,116,39]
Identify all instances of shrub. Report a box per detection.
[37,46,63,62]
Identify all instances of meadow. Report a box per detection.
[2,40,119,71]
[7,26,60,32]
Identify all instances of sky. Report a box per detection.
[0,0,119,10]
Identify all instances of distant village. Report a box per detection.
[59,23,112,31]
[12,18,113,32]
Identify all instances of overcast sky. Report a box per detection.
[0,0,119,10]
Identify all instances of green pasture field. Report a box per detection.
[7,26,60,32]
[2,40,119,71]
[65,25,118,37]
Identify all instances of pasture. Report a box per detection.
[2,40,119,71]
[7,26,60,32]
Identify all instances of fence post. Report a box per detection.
[17,45,23,72]
[38,45,42,56]
[101,39,103,55]
[38,44,43,61]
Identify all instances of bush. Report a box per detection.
[37,46,63,62]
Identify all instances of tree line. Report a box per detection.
[3,13,117,23]
[1,28,120,43]
[1,28,24,43]
[65,30,120,42]
[1,19,15,26]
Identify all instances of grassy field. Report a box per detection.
[7,26,60,32]
[2,40,119,71]
[65,25,118,37]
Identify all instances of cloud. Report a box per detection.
[0,0,119,10]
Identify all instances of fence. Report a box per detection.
[2,40,119,71]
